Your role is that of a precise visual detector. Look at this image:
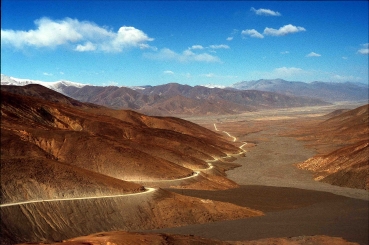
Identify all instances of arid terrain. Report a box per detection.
[1,84,368,245]
[1,86,261,244]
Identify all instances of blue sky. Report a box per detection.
[1,1,368,87]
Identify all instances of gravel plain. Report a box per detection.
[157,104,368,244]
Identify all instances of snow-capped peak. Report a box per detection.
[202,84,226,89]
[1,74,87,94]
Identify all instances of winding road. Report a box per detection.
[1,124,241,208]
[214,123,248,151]
[0,187,157,208]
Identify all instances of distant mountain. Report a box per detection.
[1,75,329,116]
[0,74,86,95]
[231,79,368,102]
[64,83,329,116]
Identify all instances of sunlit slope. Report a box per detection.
[0,85,264,244]
[297,104,369,190]
[1,88,240,181]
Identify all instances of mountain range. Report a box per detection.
[0,75,323,116]
[2,74,367,116]
[231,79,368,102]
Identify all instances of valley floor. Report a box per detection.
[148,103,368,244]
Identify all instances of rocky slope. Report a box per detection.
[1,188,262,244]
[295,104,369,190]
[1,86,264,244]
[1,87,241,183]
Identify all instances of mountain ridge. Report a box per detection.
[232,79,368,102]
[7,74,369,116]
[1,75,331,116]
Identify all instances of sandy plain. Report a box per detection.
[148,102,368,244]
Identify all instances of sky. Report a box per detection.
[1,0,368,87]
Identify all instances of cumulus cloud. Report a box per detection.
[306,52,321,57]
[226,36,233,41]
[75,41,97,52]
[209,44,230,49]
[189,44,229,50]
[251,7,281,16]
[241,29,264,39]
[189,45,204,50]
[357,43,369,54]
[1,17,153,52]
[144,48,221,63]
[263,24,306,36]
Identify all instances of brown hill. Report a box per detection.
[0,84,99,108]
[297,140,369,190]
[1,86,264,244]
[60,83,329,116]
[1,188,262,244]
[1,88,240,184]
[294,104,369,190]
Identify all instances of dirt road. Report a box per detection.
[152,118,368,245]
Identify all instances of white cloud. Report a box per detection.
[342,57,348,60]
[358,48,369,55]
[189,44,229,50]
[43,72,53,76]
[75,41,97,52]
[251,7,281,16]
[263,24,306,36]
[357,43,368,54]
[241,29,264,39]
[163,70,174,75]
[226,29,238,41]
[209,44,230,49]
[138,43,157,50]
[144,48,221,63]
[280,51,290,54]
[306,52,321,57]
[1,17,153,53]
[105,26,153,52]
[189,45,204,50]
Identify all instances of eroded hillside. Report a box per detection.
[1,85,264,244]
[294,105,369,190]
